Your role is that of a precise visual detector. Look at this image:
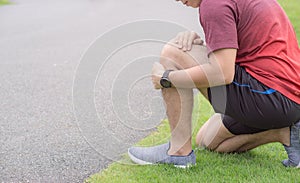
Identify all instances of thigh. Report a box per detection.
[222,115,266,135]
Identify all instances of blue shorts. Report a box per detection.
[208,65,300,135]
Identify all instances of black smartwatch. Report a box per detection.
[160,70,173,88]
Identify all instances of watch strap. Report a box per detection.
[162,70,173,79]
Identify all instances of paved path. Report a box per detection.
[0,0,201,182]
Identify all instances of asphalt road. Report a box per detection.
[0,0,202,182]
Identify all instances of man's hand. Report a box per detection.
[151,62,165,90]
[171,31,203,51]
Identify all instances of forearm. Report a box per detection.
[169,63,230,89]
[167,48,236,89]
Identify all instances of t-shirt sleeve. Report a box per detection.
[199,0,239,54]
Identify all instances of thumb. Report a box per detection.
[152,62,162,73]
[193,38,204,45]
[153,62,164,69]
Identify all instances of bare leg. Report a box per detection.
[217,128,290,152]
[162,87,193,156]
[196,114,291,153]
[159,44,209,156]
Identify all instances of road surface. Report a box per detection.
[0,0,202,182]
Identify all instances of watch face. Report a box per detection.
[160,78,172,88]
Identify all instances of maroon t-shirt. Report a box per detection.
[199,0,300,104]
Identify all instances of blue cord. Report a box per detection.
[232,81,276,95]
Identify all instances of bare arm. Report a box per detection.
[169,48,236,89]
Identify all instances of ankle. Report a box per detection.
[168,145,192,156]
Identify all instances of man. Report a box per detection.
[128,0,300,168]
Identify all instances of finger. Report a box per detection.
[187,32,201,50]
[151,63,158,75]
[151,62,158,74]
[151,75,162,90]
[155,83,162,90]
[159,63,165,70]
[182,31,190,51]
[193,31,200,39]
[153,62,164,70]
[186,31,198,51]
[187,35,195,51]
[168,40,182,49]
[152,62,165,76]
[177,32,184,49]
[186,32,196,51]
[170,38,178,44]
[193,38,204,45]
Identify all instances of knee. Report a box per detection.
[195,114,229,151]
[195,131,203,147]
[160,44,182,69]
[195,126,209,149]
[196,127,222,152]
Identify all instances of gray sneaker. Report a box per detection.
[282,121,300,168]
[128,142,196,168]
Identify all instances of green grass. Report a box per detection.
[0,0,9,6]
[86,1,300,182]
[279,0,300,41]
[87,96,299,183]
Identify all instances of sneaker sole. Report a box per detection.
[127,149,194,169]
[127,149,153,165]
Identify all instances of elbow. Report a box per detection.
[205,72,234,87]
[222,66,235,85]
[202,70,234,87]
[224,73,234,85]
